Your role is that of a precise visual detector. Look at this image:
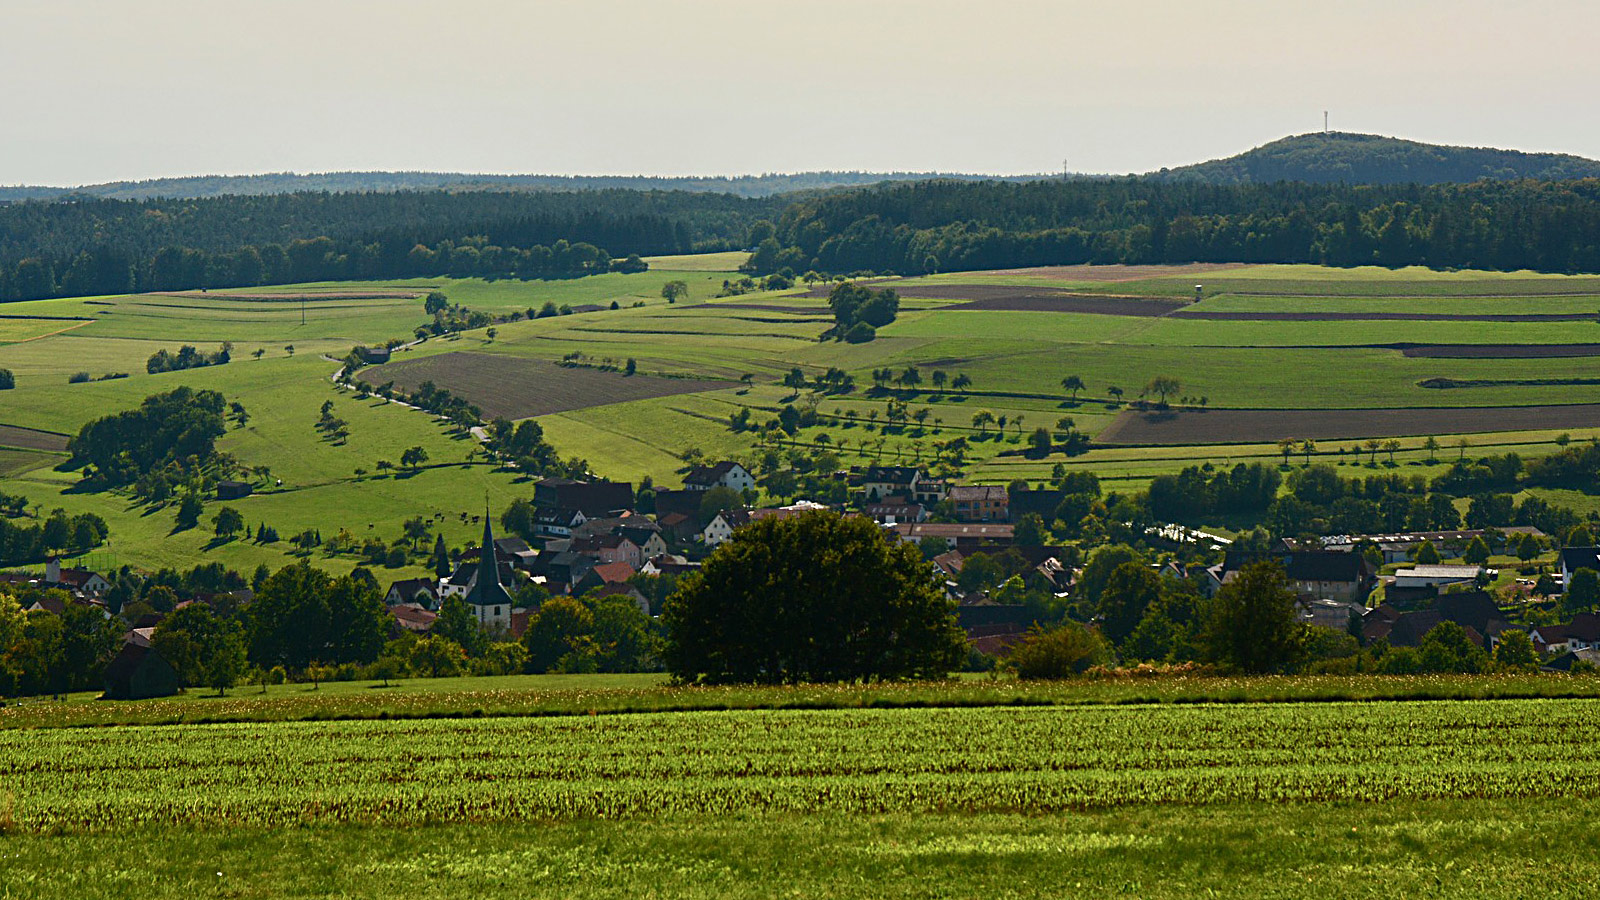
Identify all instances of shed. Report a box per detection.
[102,643,180,700]
[216,480,253,501]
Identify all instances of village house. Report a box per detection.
[640,554,699,578]
[1362,593,1509,648]
[384,578,438,609]
[44,558,111,597]
[533,477,635,518]
[857,465,946,505]
[682,461,756,493]
[388,603,438,634]
[1529,613,1600,655]
[1214,550,1375,603]
[573,560,637,596]
[863,499,926,525]
[948,484,1008,523]
[701,501,832,547]
[568,533,644,569]
[533,507,587,539]
[890,522,1015,552]
[1559,547,1600,591]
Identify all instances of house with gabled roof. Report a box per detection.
[44,558,110,597]
[384,578,439,610]
[682,461,755,493]
[389,603,438,634]
[948,484,1008,523]
[1560,547,1600,591]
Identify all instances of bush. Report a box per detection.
[844,322,876,343]
[1007,622,1113,679]
[67,371,91,384]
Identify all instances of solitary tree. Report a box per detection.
[1107,385,1124,403]
[1565,567,1600,617]
[1060,375,1084,399]
[1143,376,1180,405]
[1423,436,1440,462]
[661,280,689,304]
[400,446,429,470]
[1301,439,1317,466]
[663,511,965,683]
[1277,439,1296,466]
[212,506,244,540]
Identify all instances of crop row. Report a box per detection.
[4,700,1598,832]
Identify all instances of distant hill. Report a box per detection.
[0,170,1048,203]
[1144,132,1600,185]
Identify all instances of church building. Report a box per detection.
[462,512,514,632]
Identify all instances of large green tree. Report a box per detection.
[1199,560,1309,674]
[248,562,387,670]
[152,603,247,694]
[664,511,964,683]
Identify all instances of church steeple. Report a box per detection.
[463,503,512,609]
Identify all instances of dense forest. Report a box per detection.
[1149,132,1600,186]
[0,190,775,301]
[751,177,1600,276]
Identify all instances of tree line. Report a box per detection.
[751,177,1600,276]
[0,189,778,301]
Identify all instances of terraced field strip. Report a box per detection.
[4,700,1598,832]
[1097,403,1600,445]
[0,423,70,452]
[1173,310,1598,322]
[360,351,738,420]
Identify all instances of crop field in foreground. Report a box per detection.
[3,699,1599,832]
[8,671,1599,730]
[4,801,1598,900]
[0,799,1589,900]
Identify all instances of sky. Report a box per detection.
[5,0,1599,185]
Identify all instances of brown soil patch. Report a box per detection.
[1097,405,1600,446]
[979,263,1249,282]
[797,283,1184,316]
[0,424,70,453]
[1174,310,1594,322]
[359,352,737,420]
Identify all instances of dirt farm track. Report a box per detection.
[1096,404,1600,445]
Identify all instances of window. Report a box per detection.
[494,606,502,616]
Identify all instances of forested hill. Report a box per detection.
[0,170,1049,203]
[0,190,777,301]
[1145,132,1600,185]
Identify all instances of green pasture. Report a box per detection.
[643,250,751,271]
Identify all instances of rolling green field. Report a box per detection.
[4,259,1600,572]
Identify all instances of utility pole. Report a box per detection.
[1324,111,1329,134]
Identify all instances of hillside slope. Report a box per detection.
[1146,132,1600,185]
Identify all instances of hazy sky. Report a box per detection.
[5,0,1599,185]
